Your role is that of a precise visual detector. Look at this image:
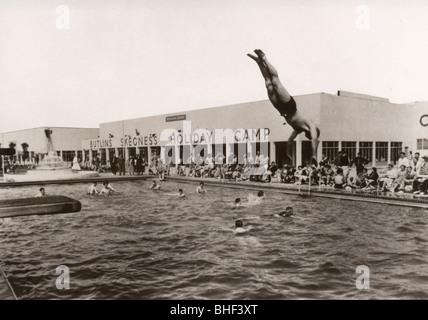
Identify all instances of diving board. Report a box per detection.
[0,196,81,219]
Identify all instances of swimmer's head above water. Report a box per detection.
[257,191,264,197]
[235,220,243,228]
[234,198,241,206]
[279,206,294,217]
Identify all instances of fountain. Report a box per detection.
[3,129,99,182]
[4,151,100,182]
[37,151,71,171]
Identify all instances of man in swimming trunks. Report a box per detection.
[149,180,161,190]
[87,182,99,195]
[247,49,320,165]
[99,181,117,196]
[35,187,46,197]
[196,182,207,194]
[278,206,294,217]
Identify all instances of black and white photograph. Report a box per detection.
[1,0,427,306]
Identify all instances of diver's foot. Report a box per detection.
[254,49,266,60]
[247,53,260,62]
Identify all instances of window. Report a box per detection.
[62,151,74,162]
[417,139,428,150]
[359,142,373,165]
[375,142,388,166]
[100,149,107,165]
[341,141,357,160]
[390,142,402,164]
[322,141,339,164]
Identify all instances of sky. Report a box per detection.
[1,0,428,132]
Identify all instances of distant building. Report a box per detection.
[81,91,428,168]
[3,91,427,168]
[0,127,99,164]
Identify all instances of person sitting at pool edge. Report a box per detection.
[196,182,207,194]
[333,168,345,189]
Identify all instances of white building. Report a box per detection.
[0,127,99,164]
[81,91,428,168]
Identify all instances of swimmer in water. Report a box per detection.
[99,181,116,196]
[149,180,161,190]
[87,182,99,195]
[35,187,46,197]
[258,191,265,198]
[278,206,294,217]
[234,219,252,234]
[234,198,242,207]
[165,188,186,197]
[196,182,207,194]
[178,188,186,198]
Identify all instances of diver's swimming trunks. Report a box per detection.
[275,96,297,117]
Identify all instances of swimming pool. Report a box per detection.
[0,180,427,299]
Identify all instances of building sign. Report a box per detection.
[87,133,158,150]
[168,128,271,145]
[420,114,428,127]
[166,114,186,122]
[121,134,158,147]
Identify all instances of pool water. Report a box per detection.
[0,180,427,299]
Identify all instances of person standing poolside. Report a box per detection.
[111,155,118,175]
[350,152,368,175]
[339,150,351,183]
[118,155,126,176]
[196,182,207,194]
[247,49,320,166]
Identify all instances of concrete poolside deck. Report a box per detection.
[1,172,428,208]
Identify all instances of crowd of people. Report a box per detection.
[140,150,428,196]
[27,150,428,199]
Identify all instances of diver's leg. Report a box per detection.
[254,50,292,104]
[247,53,278,106]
